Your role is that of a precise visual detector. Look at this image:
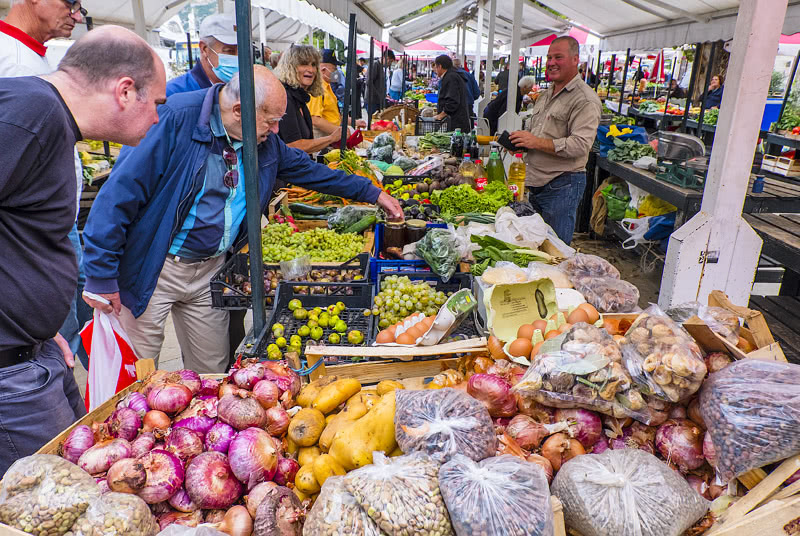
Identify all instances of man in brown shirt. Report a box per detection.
[510,36,601,244]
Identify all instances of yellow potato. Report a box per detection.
[295,464,321,494]
[296,375,339,408]
[298,446,322,467]
[312,378,362,414]
[330,391,397,471]
[376,380,405,396]
[288,408,326,447]
[286,437,299,457]
[311,454,346,487]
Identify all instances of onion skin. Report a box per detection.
[78,438,132,475]
[157,510,203,530]
[588,436,609,454]
[516,396,555,423]
[176,397,219,421]
[233,363,266,390]
[506,415,550,450]
[541,432,585,472]
[246,482,278,518]
[554,408,602,448]
[143,410,172,433]
[60,424,95,464]
[199,378,221,397]
[216,505,253,536]
[265,406,290,437]
[205,423,238,454]
[273,456,300,486]
[109,407,142,442]
[165,427,204,460]
[526,453,554,483]
[117,392,150,417]
[147,383,193,414]
[703,431,717,467]
[686,474,712,500]
[263,361,301,397]
[218,393,267,430]
[168,487,198,513]
[219,382,249,399]
[687,397,705,429]
[138,449,185,504]
[131,433,156,458]
[141,370,171,398]
[228,427,278,489]
[185,451,243,510]
[175,369,202,394]
[655,419,705,473]
[107,458,147,494]
[253,380,281,409]
[487,335,505,360]
[173,415,216,438]
[205,510,227,523]
[467,373,517,417]
[669,405,687,420]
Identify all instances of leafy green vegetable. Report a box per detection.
[415,228,460,282]
[431,182,512,217]
[607,138,656,163]
[776,107,800,131]
[636,101,661,113]
[418,132,453,151]
[702,108,719,126]
[612,115,635,125]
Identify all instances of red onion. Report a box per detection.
[263,361,301,396]
[609,426,655,454]
[77,438,132,475]
[686,474,711,500]
[138,449,185,504]
[228,427,278,489]
[493,416,512,433]
[109,407,142,442]
[205,423,237,454]
[175,369,202,394]
[787,469,800,485]
[205,510,227,523]
[131,432,156,458]
[555,408,603,448]
[154,442,165,450]
[199,378,220,397]
[541,432,585,471]
[176,397,218,421]
[218,393,267,430]
[253,380,281,409]
[107,458,147,494]
[655,419,705,473]
[515,396,555,423]
[668,405,687,420]
[173,415,216,438]
[526,453,554,483]
[147,383,193,414]
[687,397,705,429]
[486,359,526,386]
[185,451,243,509]
[117,392,150,417]
[265,406,290,436]
[246,481,278,517]
[143,410,171,434]
[506,415,551,450]
[165,428,204,460]
[157,510,203,530]
[467,373,517,417]
[142,370,171,398]
[59,424,95,464]
[705,352,732,373]
[703,431,717,467]
[233,363,266,390]
[273,456,300,486]
[168,487,198,512]
[588,435,609,454]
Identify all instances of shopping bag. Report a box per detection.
[80,309,139,411]
[621,216,651,249]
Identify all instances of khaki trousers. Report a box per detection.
[118,255,230,374]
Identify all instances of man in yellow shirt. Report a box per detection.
[309,49,364,138]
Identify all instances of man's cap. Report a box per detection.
[321,49,343,66]
[199,14,238,46]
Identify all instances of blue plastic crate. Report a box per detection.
[425,93,438,103]
[369,222,446,281]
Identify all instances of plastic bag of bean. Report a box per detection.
[619,304,707,402]
[700,359,800,481]
[559,253,621,280]
[0,454,101,536]
[72,492,158,535]
[394,388,496,463]
[344,452,454,536]
[552,449,708,536]
[304,476,383,536]
[439,454,553,536]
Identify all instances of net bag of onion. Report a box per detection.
[394,388,496,463]
[552,449,708,536]
[304,476,382,536]
[0,454,102,536]
[619,304,707,403]
[512,324,663,425]
[71,492,158,536]
[700,359,800,481]
[438,454,554,536]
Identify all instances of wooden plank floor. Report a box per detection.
[748,296,800,364]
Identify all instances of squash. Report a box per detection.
[389,445,404,457]
[311,454,346,487]
[312,378,362,414]
[376,380,405,396]
[288,408,326,447]
[298,446,322,467]
[329,391,398,471]
[296,376,339,408]
[295,464,321,494]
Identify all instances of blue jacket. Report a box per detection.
[166,62,212,97]
[83,85,381,317]
[455,67,480,104]
[704,86,723,109]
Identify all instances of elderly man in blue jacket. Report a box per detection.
[82,66,402,373]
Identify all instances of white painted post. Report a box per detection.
[455,24,461,58]
[477,0,496,124]
[474,0,484,82]
[131,0,146,39]
[217,0,224,13]
[659,0,787,308]
[308,27,314,47]
[498,0,523,133]
[461,22,467,64]
[325,32,330,49]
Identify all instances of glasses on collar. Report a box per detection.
[222,145,239,188]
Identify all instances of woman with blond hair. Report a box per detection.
[275,45,341,153]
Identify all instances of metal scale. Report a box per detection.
[654,132,708,190]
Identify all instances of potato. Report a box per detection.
[297,376,339,407]
[318,398,371,452]
[347,391,380,411]
[330,391,398,471]
[325,413,338,425]
[376,380,405,395]
[286,437,299,457]
[389,445,404,457]
[311,454,346,487]
[288,408,326,447]
[295,464,321,494]
[293,487,311,502]
[312,378,362,414]
[298,446,322,467]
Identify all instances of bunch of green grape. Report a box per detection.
[261,224,365,262]
[371,275,450,329]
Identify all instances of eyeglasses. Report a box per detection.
[64,1,88,17]
[222,145,239,188]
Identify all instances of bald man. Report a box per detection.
[82,66,402,374]
[0,25,166,476]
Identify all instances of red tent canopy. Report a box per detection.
[530,27,588,47]
[405,39,449,52]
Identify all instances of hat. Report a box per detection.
[321,48,343,66]
[199,14,238,46]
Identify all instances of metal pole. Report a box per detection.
[234,0,265,336]
[480,0,496,108]
[505,0,522,121]
[401,53,406,101]
[681,43,701,132]
[776,49,800,131]
[608,53,616,105]
[186,32,193,68]
[660,50,679,130]
[474,0,484,87]
[630,59,640,106]
[341,14,357,151]
[461,22,467,64]
[696,41,718,136]
[368,37,374,129]
[594,50,602,91]
[619,48,630,113]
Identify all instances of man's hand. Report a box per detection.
[509,130,538,149]
[433,113,446,121]
[355,119,367,129]
[54,333,74,368]
[377,191,404,221]
[328,128,343,144]
[83,291,122,315]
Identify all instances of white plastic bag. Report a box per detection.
[621,217,650,250]
[157,527,226,536]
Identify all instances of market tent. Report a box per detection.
[429,27,498,59]
[299,0,402,49]
[404,39,452,57]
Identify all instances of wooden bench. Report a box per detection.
[747,295,800,364]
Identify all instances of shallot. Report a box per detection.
[214,505,253,536]
[107,458,147,494]
[157,510,203,530]
[109,407,142,442]
[265,406,290,437]
[228,427,278,489]
[588,436,609,454]
[143,410,171,433]
[117,392,149,417]
[184,451,243,509]
[205,510,227,523]
[467,373,517,417]
[655,419,705,473]
[515,396,555,423]
[668,405,687,420]
[138,449,185,504]
[165,427,204,460]
[246,482,278,517]
[686,474,711,500]
[506,414,567,450]
[273,456,300,486]
[59,424,95,464]
[168,487,198,512]
[234,363,266,390]
[687,397,705,428]
[541,432,585,471]
[218,393,267,430]
[147,383,193,414]
[173,415,216,438]
[703,431,717,467]
[175,369,202,394]
[554,408,602,448]
[206,422,238,454]
[526,453,554,483]
[131,432,156,458]
[253,380,281,409]
[78,438,132,475]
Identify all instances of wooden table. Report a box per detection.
[748,295,800,364]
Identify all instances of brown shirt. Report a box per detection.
[524,74,602,187]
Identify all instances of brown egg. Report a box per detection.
[404,326,422,340]
[387,325,398,337]
[558,322,573,334]
[396,332,416,345]
[532,319,548,332]
[544,330,560,340]
[517,324,535,340]
[376,329,396,344]
[508,338,533,358]
[531,341,544,358]
[420,316,435,330]
[577,303,600,324]
[568,307,590,325]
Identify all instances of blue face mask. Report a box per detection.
[209,48,239,82]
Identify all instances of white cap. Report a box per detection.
[199,14,238,46]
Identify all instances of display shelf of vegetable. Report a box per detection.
[431,182,513,218]
[774,107,800,133]
[470,235,562,276]
[607,139,656,163]
[261,224,367,263]
[635,101,661,113]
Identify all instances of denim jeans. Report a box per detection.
[388,89,402,100]
[59,223,90,368]
[527,171,587,245]
[0,339,86,476]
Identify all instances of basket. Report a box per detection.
[378,104,419,125]
[415,116,450,136]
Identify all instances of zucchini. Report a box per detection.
[293,213,331,220]
[342,214,377,234]
[289,202,335,215]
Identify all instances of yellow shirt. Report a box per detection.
[308,81,340,125]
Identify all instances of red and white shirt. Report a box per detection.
[0,20,51,77]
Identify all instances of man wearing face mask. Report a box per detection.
[166,13,238,97]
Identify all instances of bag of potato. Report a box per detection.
[304,476,382,536]
[395,389,496,463]
[344,452,454,536]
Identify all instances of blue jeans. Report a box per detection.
[388,89,402,100]
[527,171,587,245]
[59,223,91,369]
[0,339,87,476]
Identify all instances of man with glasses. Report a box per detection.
[82,66,402,374]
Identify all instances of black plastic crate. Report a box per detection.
[415,117,450,136]
[210,252,370,310]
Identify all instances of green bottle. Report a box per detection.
[486,151,507,186]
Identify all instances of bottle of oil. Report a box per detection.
[473,159,487,192]
[508,153,527,201]
[458,153,477,189]
[486,151,507,187]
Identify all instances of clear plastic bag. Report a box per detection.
[327,206,377,233]
[304,476,382,536]
[700,359,800,481]
[666,301,740,345]
[619,304,707,402]
[72,492,158,536]
[156,527,226,536]
[512,324,658,424]
[279,255,311,281]
[439,454,554,536]
[395,389,496,463]
[344,452,454,536]
[559,253,621,280]
[526,263,572,288]
[415,228,460,282]
[552,449,708,536]
[571,275,640,313]
[0,454,101,535]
